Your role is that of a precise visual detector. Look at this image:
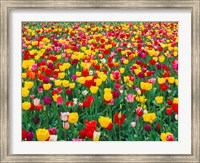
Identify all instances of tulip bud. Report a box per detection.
[63,122,70,130]
[144,124,151,132]
[33,98,40,106]
[32,116,40,124]
[49,135,58,141]
[60,112,69,121]
[30,94,35,100]
[136,107,143,116]
[48,128,57,135]
[143,110,148,114]
[156,123,160,131]
[175,114,178,120]
[131,122,136,128]
[93,131,101,141]
[22,130,27,139]
[166,134,174,141]
[118,112,122,118]
[66,88,72,95]
[106,123,113,130]
[166,108,172,115]
[26,132,34,141]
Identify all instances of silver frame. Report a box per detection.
[0,0,199,162]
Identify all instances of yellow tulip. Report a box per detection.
[140,82,152,91]
[77,77,86,84]
[159,55,165,62]
[168,77,175,84]
[173,98,178,104]
[155,96,163,104]
[158,77,166,84]
[54,80,61,86]
[120,67,125,74]
[22,101,31,110]
[98,116,112,128]
[22,87,30,97]
[136,95,147,103]
[63,63,71,69]
[24,81,34,89]
[62,80,69,87]
[148,50,156,57]
[104,93,113,101]
[93,131,101,141]
[104,88,112,93]
[69,83,75,89]
[68,112,79,124]
[36,128,50,141]
[94,79,102,86]
[90,86,99,94]
[142,113,156,124]
[43,83,51,90]
[58,72,65,79]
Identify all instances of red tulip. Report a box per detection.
[166,108,172,115]
[112,90,120,98]
[30,103,35,111]
[167,100,173,105]
[48,128,57,135]
[144,124,151,132]
[86,130,93,139]
[36,104,43,111]
[166,134,174,141]
[114,113,126,126]
[106,123,113,130]
[79,130,86,139]
[156,123,160,131]
[45,68,52,76]
[160,83,168,91]
[22,130,27,139]
[82,69,89,77]
[136,108,143,116]
[66,101,74,106]
[66,88,72,95]
[172,103,178,114]
[149,59,156,65]
[26,132,34,141]
[83,96,94,108]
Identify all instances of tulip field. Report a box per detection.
[22,22,178,141]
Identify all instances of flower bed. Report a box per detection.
[22,22,178,141]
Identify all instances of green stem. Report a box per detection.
[45,108,49,128]
[64,129,67,140]
[24,111,28,130]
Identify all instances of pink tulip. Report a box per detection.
[48,128,57,135]
[30,94,35,100]
[33,98,40,106]
[108,99,114,105]
[112,70,120,80]
[72,138,82,141]
[63,122,70,130]
[60,112,69,121]
[148,78,156,84]
[131,122,136,128]
[72,74,77,80]
[38,88,43,93]
[57,96,63,105]
[126,94,134,103]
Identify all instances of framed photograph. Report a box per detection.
[1,0,199,162]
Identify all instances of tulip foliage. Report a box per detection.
[22,22,178,141]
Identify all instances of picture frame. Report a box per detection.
[0,0,199,162]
